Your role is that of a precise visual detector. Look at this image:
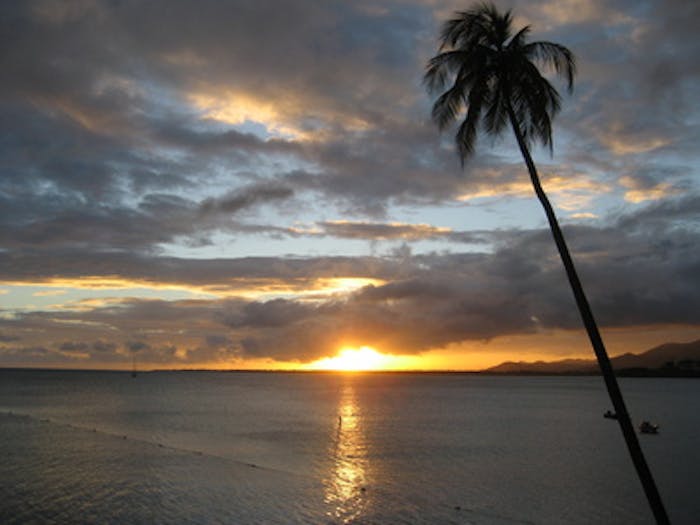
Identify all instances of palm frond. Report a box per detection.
[455,101,480,164]
[439,9,489,50]
[482,77,508,135]
[487,4,513,47]
[439,2,514,51]
[507,25,531,50]
[424,50,471,93]
[431,85,465,130]
[455,74,490,163]
[510,59,560,151]
[524,41,576,92]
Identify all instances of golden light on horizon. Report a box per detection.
[305,346,420,371]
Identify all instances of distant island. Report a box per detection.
[485,339,700,377]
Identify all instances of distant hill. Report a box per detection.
[485,339,700,375]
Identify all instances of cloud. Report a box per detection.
[619,175,680,203]
[59,341,88,352]
[126,341,149,353]
[316,220,451,240]
[199,183,294,216]
[0,332,21,343]
[93,340,118,354]
[0,345,61,365]
[2,195,699,366]
[0,250,400,296]
[456,166,612,213]
[3,0,697,232]
[32,289,67,297]
[1,1,700,368]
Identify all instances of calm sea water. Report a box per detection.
[0,370,698,524]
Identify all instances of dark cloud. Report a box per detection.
[225,215,700,360]
[1,1,699,367]
[0,250,403,288]
[0,332,21,343]
[0,345,68,365]
[549,0,700,193]
[204,334,233,348]
[126,341,149,353]
[92,340,118,354]
[59,341,88,352]
[614,194,700,229]
[199,183,294,216]
[2,195,698,366]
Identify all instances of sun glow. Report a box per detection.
[306,346,418,372]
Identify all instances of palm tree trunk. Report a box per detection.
[507,107,669,524]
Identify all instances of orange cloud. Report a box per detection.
[33,289,67,297]
[189,91,303,139]
[607,137,670,155]
[457,172,610,212]
[599,122,671,155]
[320,220,452,240]
[619,175,679,203]
[1,275,385,305]
[188,88,372,143]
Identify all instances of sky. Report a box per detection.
[1,0,699,371]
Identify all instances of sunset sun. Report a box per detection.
[307,346,395,371]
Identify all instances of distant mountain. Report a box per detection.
[485,358,597,374]
[485,339,700,375]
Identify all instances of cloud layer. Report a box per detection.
[1,0,699,367]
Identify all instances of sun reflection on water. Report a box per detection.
[324,379,371,523]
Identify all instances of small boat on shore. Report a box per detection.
[639,421,659,434]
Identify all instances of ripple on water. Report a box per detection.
[0,413,325,524]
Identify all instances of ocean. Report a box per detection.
[0,370,697,524]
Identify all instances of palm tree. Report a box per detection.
[425,4,668,523]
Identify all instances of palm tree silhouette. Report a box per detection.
[425,4,668,523]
